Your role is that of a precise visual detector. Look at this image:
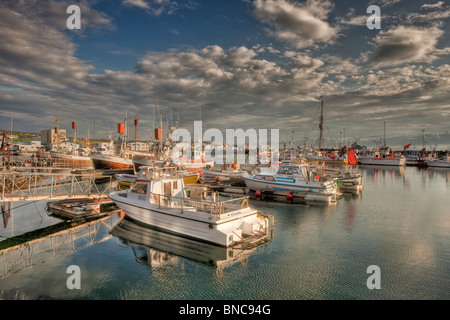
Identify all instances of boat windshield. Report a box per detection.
[132,183,147,195]
[300,166,310,182]
[277,167,300,175]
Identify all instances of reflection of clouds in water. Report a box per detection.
[407,242,436,267]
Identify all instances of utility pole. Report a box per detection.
[421,129,425,149]
[318,95,324,150]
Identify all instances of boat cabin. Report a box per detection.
[128,178,186,206]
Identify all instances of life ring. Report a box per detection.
[124,154,129,159]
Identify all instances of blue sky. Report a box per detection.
[1,0,450,149]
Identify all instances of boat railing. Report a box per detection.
[147,191,250,219]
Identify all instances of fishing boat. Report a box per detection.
[108,177,271,247]
[357,150,406,166]
[91,119,134,170]
[242,163,340,202]
[357,122,406,166]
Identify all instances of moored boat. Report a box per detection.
[357,146,406,166]
[108,177,271,247]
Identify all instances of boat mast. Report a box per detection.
[319,95,324,151]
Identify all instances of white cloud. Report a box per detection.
[252,0,339,48]
[421,2,445,10]
[378,0,404,8]
[1,1,450,141]
[123,0,150,9]
[371,25,449,67]
[122,0,196,16]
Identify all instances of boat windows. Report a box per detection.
[264,176,276,181]
[132,183,147,195]
[254,175,263,180]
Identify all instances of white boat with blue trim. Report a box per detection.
[109,177,272,247]
[242,164,340,202]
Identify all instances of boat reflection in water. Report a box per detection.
[109,217,273,270]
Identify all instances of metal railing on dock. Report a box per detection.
[0,171,117,202]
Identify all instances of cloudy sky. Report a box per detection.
[1,0,449,148]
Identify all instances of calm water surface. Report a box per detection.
[1,166,449,300]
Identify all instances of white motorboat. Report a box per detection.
[108,177,271,247]
[426,156,450,168]
[242,164,340,202]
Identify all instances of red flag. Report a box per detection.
[403,143,411,150]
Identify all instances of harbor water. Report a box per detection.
[0,165,449,300]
